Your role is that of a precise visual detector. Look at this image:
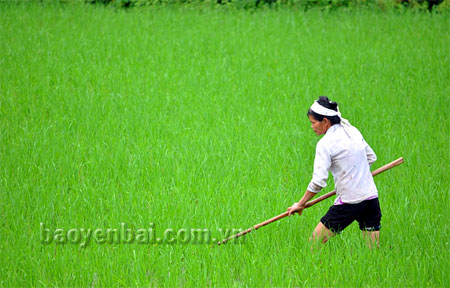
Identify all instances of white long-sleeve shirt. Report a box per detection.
[307,123,378,204]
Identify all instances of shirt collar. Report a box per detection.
[325,123,341,135]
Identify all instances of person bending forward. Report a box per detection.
[287,96,381,248]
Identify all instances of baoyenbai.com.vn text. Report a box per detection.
[40,223,245,248]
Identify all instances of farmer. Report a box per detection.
[287,96,381,248]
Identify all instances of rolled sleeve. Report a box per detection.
[307,182,323,193]
[307,142,331,193]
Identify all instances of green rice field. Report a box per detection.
[1,3,449,286]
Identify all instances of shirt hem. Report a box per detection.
[333,193,378,205]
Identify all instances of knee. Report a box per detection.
[310,228,329,244]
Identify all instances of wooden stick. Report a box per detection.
[217,157,404,245]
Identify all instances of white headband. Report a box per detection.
[310,101,339,117]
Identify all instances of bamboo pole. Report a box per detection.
[217,157,404,245]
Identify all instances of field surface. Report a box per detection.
[1,3,449,287]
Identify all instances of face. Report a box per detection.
[308,114,331,136]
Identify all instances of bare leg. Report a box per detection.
[310,222,335,245]
[362,230,380,249]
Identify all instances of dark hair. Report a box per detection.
[307,96,341,124]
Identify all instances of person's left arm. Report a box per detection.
[364,139,377,166]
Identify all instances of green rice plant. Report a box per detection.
[0,3,449,287]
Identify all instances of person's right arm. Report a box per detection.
[287,190,316,216]
[288,142,331,216]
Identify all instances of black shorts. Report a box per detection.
[320,198,382,233]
